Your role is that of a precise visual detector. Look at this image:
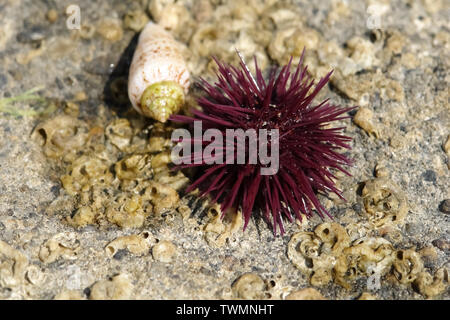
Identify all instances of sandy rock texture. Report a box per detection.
[0,0,448,299]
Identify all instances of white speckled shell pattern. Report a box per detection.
[128,22,190,115]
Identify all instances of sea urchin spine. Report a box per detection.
[170,50,354,235]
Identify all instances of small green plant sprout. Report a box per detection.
[0,87,56,118]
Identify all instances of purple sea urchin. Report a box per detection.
[170,50,354,235]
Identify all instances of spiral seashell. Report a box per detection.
[128,22,190,122]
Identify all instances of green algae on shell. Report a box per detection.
[140,80,184,123]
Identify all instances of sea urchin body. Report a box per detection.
[170,50,353,235]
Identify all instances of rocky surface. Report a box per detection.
[0,0,448,299]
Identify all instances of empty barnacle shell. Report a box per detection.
[89,274,133,300]
[314,222,350,256]
[203,204,243,247]
[105,118,133,151]
[128,21,190,122]
[31,114,89,159]
[152,240,176,263]
[310,267,333,287]
[105,194,151,228]
[287,232,321,275]
[115,154,153,182]
[232,273,266,300]
[142,181,180,215]
[333,237,395,288]
[413,268,449,298]
[361,176,408,227]
[106,231,155,257]
[38,233,80,264]
[392,249,424,284]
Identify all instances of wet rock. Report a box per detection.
[83,56,117,75]
[422,170,437,183]
[432,238,450,252]
[439,199,450,214]
[16,26,47,43]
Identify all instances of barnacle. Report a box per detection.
[67,206,96,228]
[190,24,219,58]
[148,122,176,153]
[142,181,179,215]
[287,232,321,275]
[268,26,319,66]
[115,154,153,189]
[54,290,85,300]
[0,240,29,289]
[96,18,123,42]
[89,274,133,300]
[334,237,394,289]
[152,2,193,41]
[265,5,303,29]
[105,118,133,151]
[32,114,89,159]
[123,10,149,32]
[204,204,243,247]
[152,240,176,263]
[148,0,175,22]
[25,265,45,286]
[346,37,379,71]
[361,177,408,227]
[314,223,350,256]
[154,170,189,191]
[358,292,378,300]
[105,194,151,228]
[38,233,80,264]
[310,267,333,287]
[232,273,266,300]
[353,107,380,138]
[288,223,351,283]
[60,155,113,196]
[106,231,155,257]
[392,249,424,284]
[413,268,449,298]
[78,23,96,39]
[151,150,172,172]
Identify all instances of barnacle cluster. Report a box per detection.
[33,104,240,245]
[287,223,350,287]
[151,0,404,111]
[288,222,449,298]
[0,240,45,299]
[33,107,187,230]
